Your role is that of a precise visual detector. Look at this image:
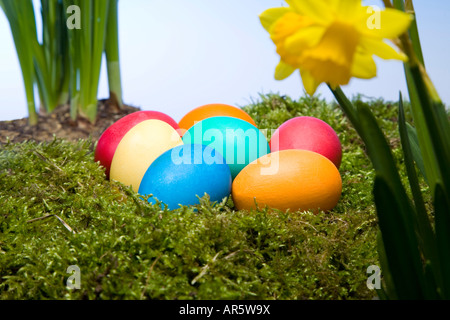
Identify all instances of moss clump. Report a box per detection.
[0,94,413,300]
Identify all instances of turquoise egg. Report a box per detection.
[138,144,232,210]
[182,116,270,179]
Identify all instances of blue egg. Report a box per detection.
[182,116,270,179]
[138,144,232,210]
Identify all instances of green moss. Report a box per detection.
[0,94,416,300]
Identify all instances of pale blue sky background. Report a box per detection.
[0,0,449,122]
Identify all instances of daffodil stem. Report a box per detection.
[405,0,425,67]
[105,0,123,109]
[392,0,440,103]
[399,33,441,103]
[328,86,362,136]
[382,0,394,9]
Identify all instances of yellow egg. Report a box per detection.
[110,119,183,192]
[232,150,342,213]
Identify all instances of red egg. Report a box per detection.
[269,116,342,169]
[95,111,181,178]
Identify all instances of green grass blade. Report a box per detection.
[356,103,406,193]
[74,0,110,122]
[373,175,426,299]
[330,87,431,298]
[398,92,441,289]
[87,0,110,121]
[393,0,424,66]
[394,0,426,67]
[55,0,70,106]
[39,0,56,111]
[376,230,397,300]
[3,0,68,116]
[21,0,58,114]
[357,103,438,298]
[395,0,442,193]
[398,93,432,241]
[63,0,79,119]
[409,65,450,197]
[0,0,38,124]
[403,65,441,193]
[63,0,110,123]
[405,122,427,182]
[79,0,93,119]
[405,1,425,67]
[392,0,404,11]
[39,0,70,112]
[434,183,450,299]
[33,39,55,113]
[328,86,361,135]
[105,0,123,109]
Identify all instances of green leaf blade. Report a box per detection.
[434,183,450,299]
[373,175,426,299]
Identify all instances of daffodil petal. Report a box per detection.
[259,7,291,32]
[300,69,321,96]
[360,37,408,61]
[359,7,413,39]
[286,0,333,24]
[275,60,296,80]
[351,52,377,79]
[285,25,326,54]
[327,0,340,11]
[336,0,362,21]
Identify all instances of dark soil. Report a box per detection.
[0,100,140,145]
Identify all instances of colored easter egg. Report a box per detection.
[232,150,342,213]
[110,119,183,192]
[178,103,257,133]
[95,111,181,178]
[182,116,270,179]
[138,144,232,210]
[270,116,342,168]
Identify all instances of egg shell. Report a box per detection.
[179,103,257,133]
[95,111,181,178]
[110,119,183,192]
[138,144,232,210]
[232,149,342,213]
[182,116,270,179]
[270,116,342,169]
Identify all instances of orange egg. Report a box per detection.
[179,103,257,133]
[232,150,342,213]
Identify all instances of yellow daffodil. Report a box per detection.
[260,0,413,95]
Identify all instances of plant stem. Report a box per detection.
[404,0,425,67]
[105,0,123,109]
[0,0,39,124]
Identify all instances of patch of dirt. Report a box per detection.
[0,100,141,145]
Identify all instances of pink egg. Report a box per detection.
[269,116,342,169]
